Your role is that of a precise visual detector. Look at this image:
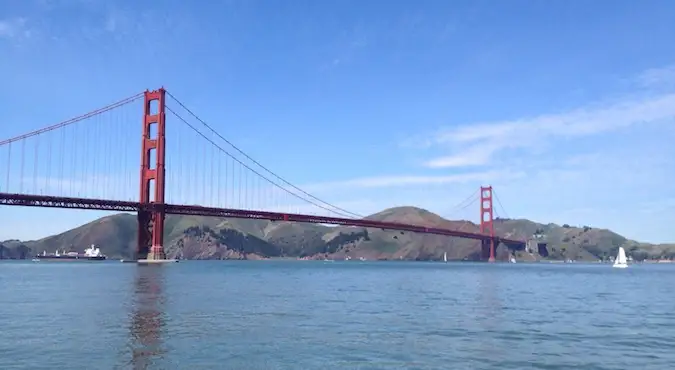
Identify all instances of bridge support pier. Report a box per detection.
[146,246,167,260]
[481,239,496,262]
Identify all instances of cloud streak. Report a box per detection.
[423,143,499,168]
[637,64,675,88]
[302,169,523,192]
[419,89,675,168]
[0,17,31,40]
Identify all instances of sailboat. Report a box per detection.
[613,247,628,268]
[443,252,447,263]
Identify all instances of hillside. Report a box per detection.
[494,218,675,261]
[2,207,674,261]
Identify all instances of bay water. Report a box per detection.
[0,261,672,369]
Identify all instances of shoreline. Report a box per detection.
[2,257,674,264]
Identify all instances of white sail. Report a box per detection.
[613,247,628,268]
[443,252,447,262]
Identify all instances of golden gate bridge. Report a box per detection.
[0,88,524,262]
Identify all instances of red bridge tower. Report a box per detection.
[137,88,167,261]
[480,185,496,262]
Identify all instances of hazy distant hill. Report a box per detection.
[2,207,674,261]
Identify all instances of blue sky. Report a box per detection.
[1,0,675,243]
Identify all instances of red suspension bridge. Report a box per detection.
[0,88,524,262]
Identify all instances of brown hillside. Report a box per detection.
[3,207,673,261]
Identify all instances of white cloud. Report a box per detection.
[302,169,522,192]
[423,143,499,168]
[638,65,675,88]
[0,17,31,40]
[104,15,117,33]
[421,92,675,168]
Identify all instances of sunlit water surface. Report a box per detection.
[0,260,672,369]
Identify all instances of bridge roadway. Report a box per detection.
[0,192,525,247]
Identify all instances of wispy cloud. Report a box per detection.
[419,91,675,168]
[302,169,522,192]
[104,14,118,33]
[638,198,675,214]
[319,23,370,71]
[637,64,675,88]
[0,17,31,40]
[423,143,499,168]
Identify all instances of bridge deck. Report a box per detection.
[0,193,525,246]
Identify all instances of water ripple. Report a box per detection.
[1,261,674,369]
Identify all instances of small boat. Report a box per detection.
[510,256,516,263]
[613,247,628,269]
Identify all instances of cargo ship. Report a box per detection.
[33,244,107,261]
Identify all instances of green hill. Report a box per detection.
[2,207,673,261]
